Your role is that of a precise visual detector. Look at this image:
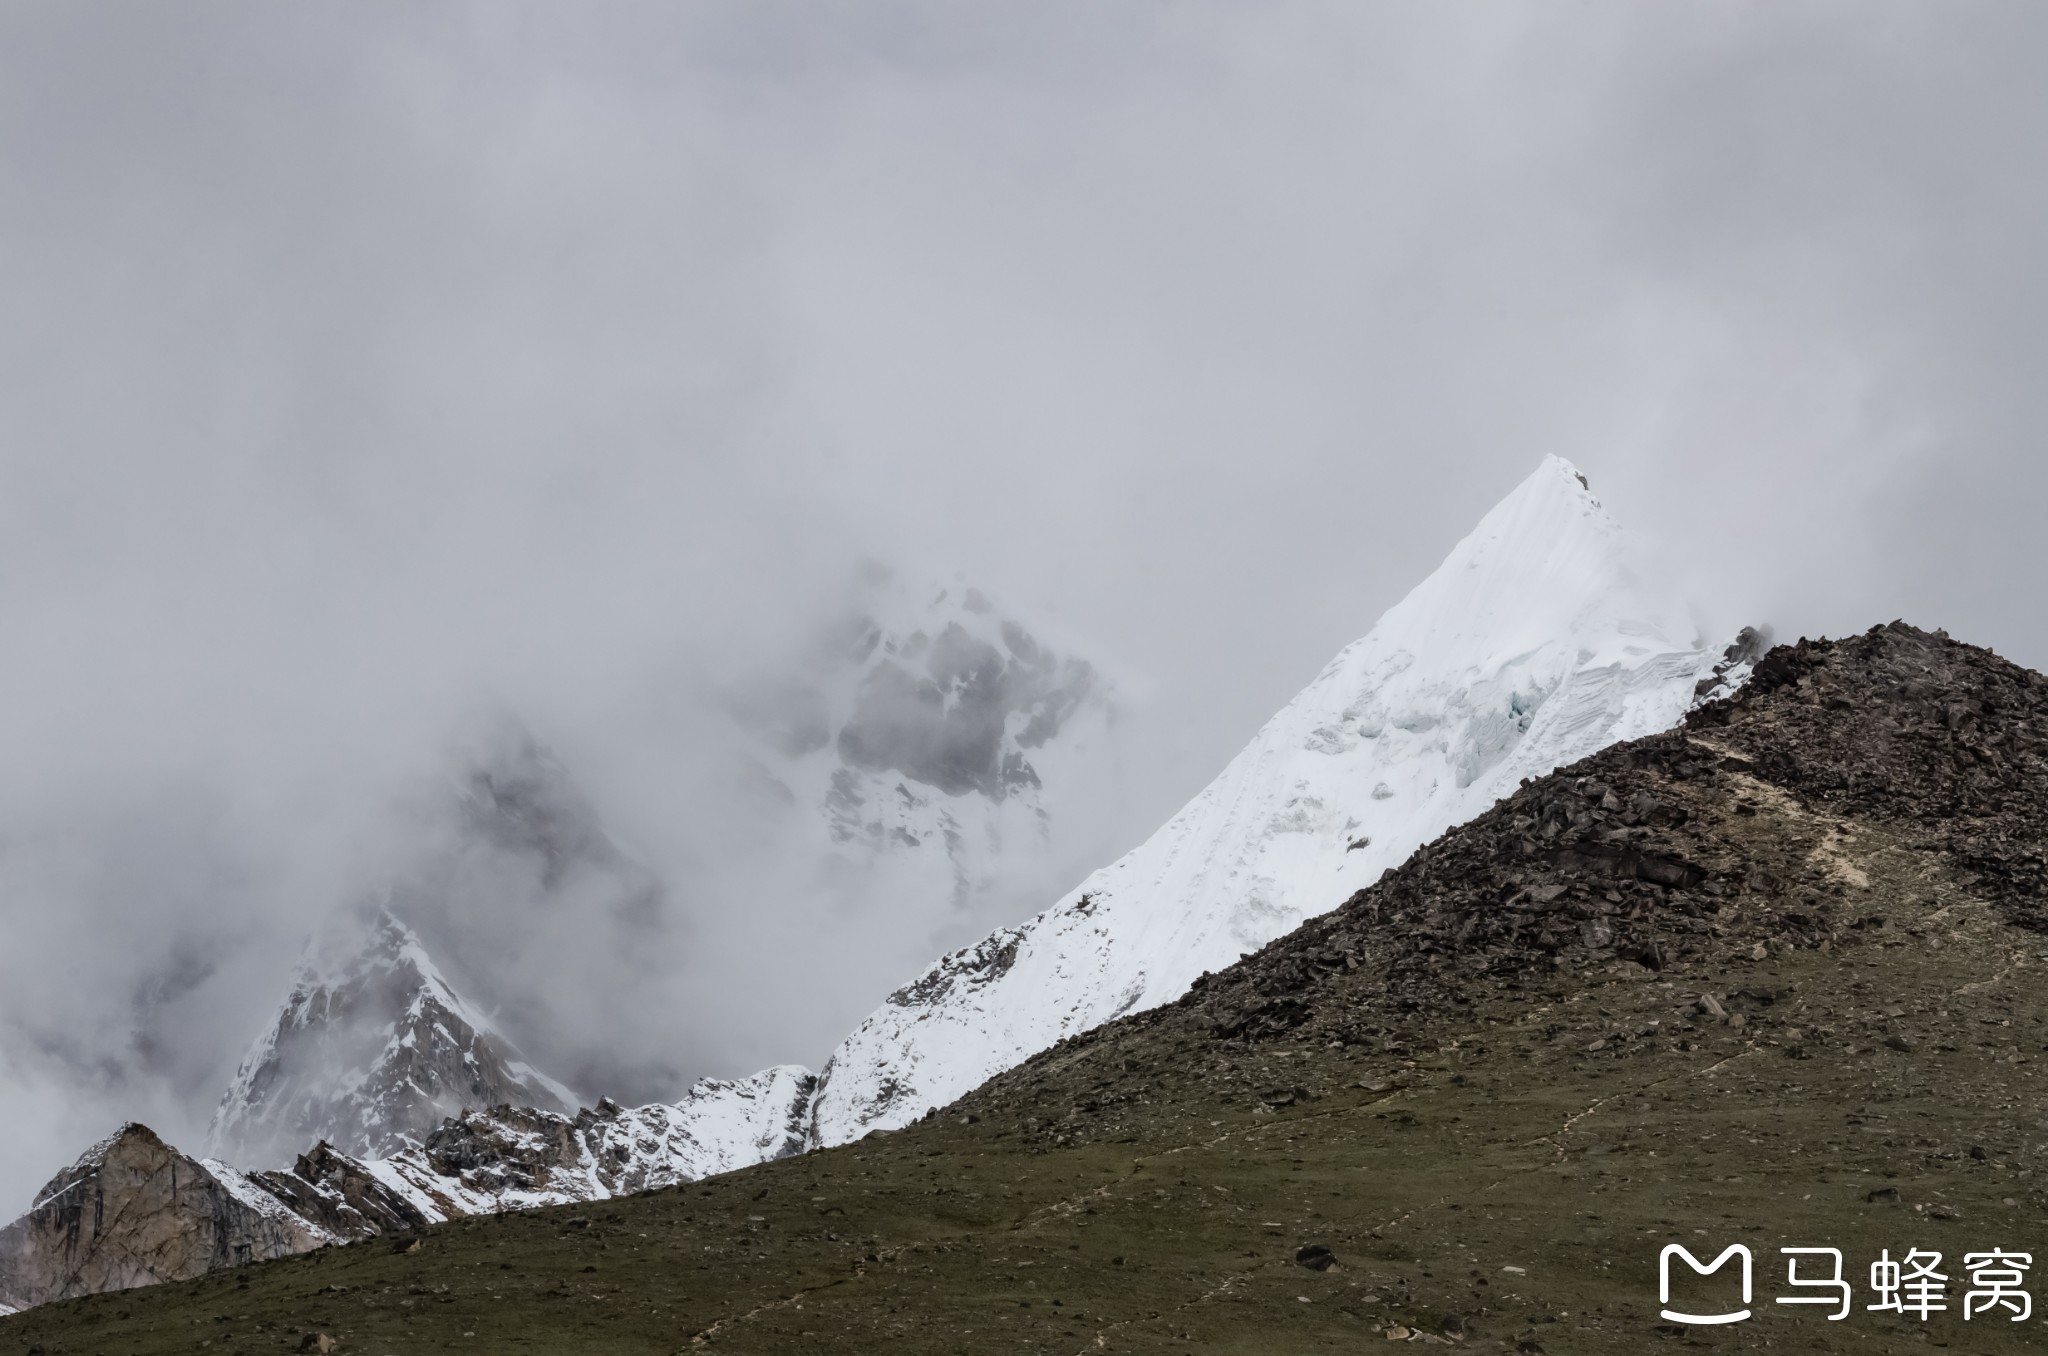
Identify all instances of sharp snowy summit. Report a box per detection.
[208,719,682,1166]
[207,911,576,1166]
[804,457,1758,1143]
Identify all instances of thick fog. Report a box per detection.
[1,2,2044,1206]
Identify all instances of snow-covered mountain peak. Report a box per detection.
[720,567,1118,942]
[734,568,1107,810]
[289,909,445,1001]
[1363,455,1690,672]
[805,457,1748,1144]
[207,908,574,1166]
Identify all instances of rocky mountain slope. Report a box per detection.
[8,622,2043,1355]
[804,456,1755,1144]
[0,1064,818,1312]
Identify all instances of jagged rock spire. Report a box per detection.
[207,910,573,1165]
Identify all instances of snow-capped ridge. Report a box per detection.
[803,456,1755,1145]
[353,1064,819,1222]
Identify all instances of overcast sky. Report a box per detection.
[1,1,2044,1202]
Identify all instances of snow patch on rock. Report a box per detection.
[354,1064,818,1222]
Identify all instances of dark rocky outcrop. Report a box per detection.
[0,1126,325,1311]
[244,1142,433,1241]
[0,1124,444,1313]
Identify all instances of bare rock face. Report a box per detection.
[0,1125,325,1310]
[379,1066,819,1214]
[243,1142,433,1241]
[208,912,575,1166]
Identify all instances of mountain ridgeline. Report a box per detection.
[9,621,2048,1353]
[211,458,1751,1170]
[207,576,1117,1169]
[805,456,1752,1144]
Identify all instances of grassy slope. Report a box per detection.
[8,624,2048,1355]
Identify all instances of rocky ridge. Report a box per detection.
[351,1064,818,1219]
[958,621,2048,1149]
[0,1063,818,1311]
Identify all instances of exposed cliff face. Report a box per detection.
[241,1142,432,1242]
[0,1126,328,1311]
[208,913,575,1166]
